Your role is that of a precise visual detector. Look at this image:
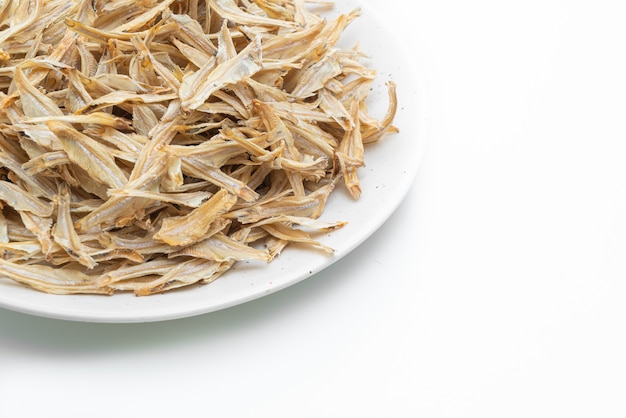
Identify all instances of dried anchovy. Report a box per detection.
[0,0,398,295]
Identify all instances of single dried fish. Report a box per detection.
[46,120,129,189]
[153,189,236,246]
[0,180,53,217]
[179,37,262,112]
[52,184,97,269]
[172,232,271,263]
[0,258,111,295]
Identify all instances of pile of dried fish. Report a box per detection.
[0,0,398,295]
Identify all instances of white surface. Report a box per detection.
[2,0,626,416]
[0,0,427,322]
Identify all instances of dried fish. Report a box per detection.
[51,184,96,268]
[179,37,262,112]
[0,258,111,295]
[153,189,236,246]
[171,231,270,263]
[0,0,398,296]
[46,120,129,189]
[336,101,364,199]
[0,180,53,217]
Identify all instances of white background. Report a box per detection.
[2,0,626,416]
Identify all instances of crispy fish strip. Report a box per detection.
[362,81,399,144]
[0,180,53,217]
[0,0,44,45]
[228,183,334,224]
[254,100,306,196]
[169,14,217,55]
[108,189,213,208]
[179,37,262,112]
[291,50,343,99]
[336,101,364,199]
[0,151,57,199]
[78,91,179,114]
[209,0,296,28]
[172,232,270,262]
[12,66,64,118]
[154,189,236,246]
[24,113,133,131]
[0,258,112,295]
[52,185,97,269]
[0,240,44,261]
[46,120,128,189]
[114,0,176,33]
[101,258,180,286]
[134,258,225,296]
[74,153,168,232]
[260,221,334,254]
[181,157,259,202]
[98,232,175,257]
[19,211,55,259]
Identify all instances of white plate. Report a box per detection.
[0,0,428,323]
